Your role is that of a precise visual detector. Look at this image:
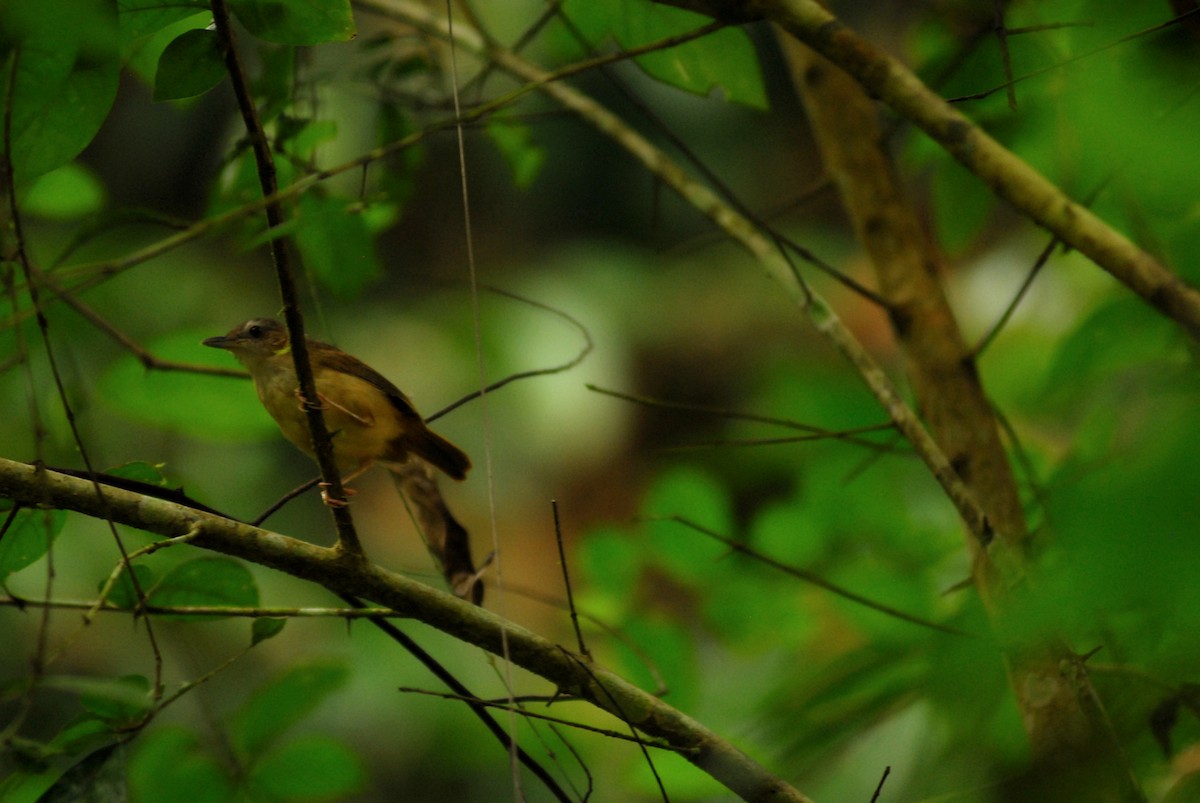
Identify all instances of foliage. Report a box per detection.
[2,0,1199,801]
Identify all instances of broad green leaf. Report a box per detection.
[294,194,382,300]
[1,0,120,184]
[228,0,355,45]
[749,497,823,567]
[105,564,156,610]
[147,557,258,618]
[106,461,171,487]
[128,728,233,803]
[117,0,209,51]
[250,617,286,646]
[1042,297,1180,409]
[21,163,106,219]
[701,566,814,649]
[931,153,994,253]
[79,675,152,726]
[563,0,767,109]
[578,525,642,603]
[125,12,213,86]
[153,29,225,101]
[640,467,730,583]
[230,661,350,759]
[486,119,546,189]
[250,736,365,798]
[35,743,126,803]
[0,508,67,583]
[616,616,697,708]
[100,329,277,440]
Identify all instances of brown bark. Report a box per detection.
[778,32,1142,803]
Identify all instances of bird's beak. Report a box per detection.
[202,335,235,349]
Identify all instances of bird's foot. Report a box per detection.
[294,388,329,412]
[319,482,357,507]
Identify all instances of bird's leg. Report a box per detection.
[318,461,374,507]
[319,394,374,426]
[293,387,327,412]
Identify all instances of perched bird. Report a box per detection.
[203,318,470,486]
[204,317,483,602]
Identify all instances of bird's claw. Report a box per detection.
[294,388,328,412]
[319,482,356,508]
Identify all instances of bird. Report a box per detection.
[204,317,484,603]
[203,317,471,492]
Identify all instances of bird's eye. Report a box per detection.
[247,324,263,339]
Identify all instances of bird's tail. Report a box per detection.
[389,462,484,604]
[396,425,471,481]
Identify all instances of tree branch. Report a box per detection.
[0,457,810,803]
[656,0,1200,342]
[778,33,1143,801]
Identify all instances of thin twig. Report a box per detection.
[397,687,696,752]
[657,516,970,637]
[551,500,590,660]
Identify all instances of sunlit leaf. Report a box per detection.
[21,163,106,219]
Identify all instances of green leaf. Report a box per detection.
[563,0,767,109]
[106,461,171,487]
[21,163,106,219]
[128,728,234,803]
[616,616,697,708]
[1,0,120,185]
[250,617,287,646]
[230,661,350,759]
[294,194,382,300]
[79,675,152,726]
[250,736,365,799]
[117,0,210,51]
[100,329,278,440]
[930,153,993,253]
[486,119,546,188]
[749,497,824,567]
[105,564,156,610]
[0,508,67,583]
[36,743,127,803]
[147,557,258,618]
[153,28,226,101]
[640,467,731,583]
[228,0,355,45]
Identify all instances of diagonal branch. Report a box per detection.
[653,0,1200,342]
[0,457,811,803]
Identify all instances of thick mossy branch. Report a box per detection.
[656,0,1200,341]
[0,458,810,803]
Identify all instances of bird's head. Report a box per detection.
[202,318,291,365]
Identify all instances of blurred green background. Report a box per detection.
[3,0,1200,801]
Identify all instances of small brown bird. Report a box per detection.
[203,318,471,488]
